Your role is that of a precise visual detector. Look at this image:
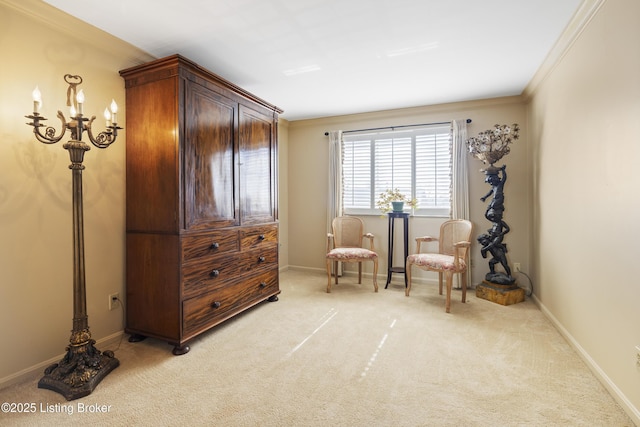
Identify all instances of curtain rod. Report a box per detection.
[324,118,471,136]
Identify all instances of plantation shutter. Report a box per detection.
[415,129,452,212]
[374,136,412,204]
[342,124,451,217]
[342,138,372,209]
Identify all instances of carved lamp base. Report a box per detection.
[38,338,119,401]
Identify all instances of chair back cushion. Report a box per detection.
[332,216,364,248]
[440,220,473,259]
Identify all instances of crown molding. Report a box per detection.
[523,0,606,100]
[2,0,155,68]
[289,95,525,129]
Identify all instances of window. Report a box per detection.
[342,124,452,217]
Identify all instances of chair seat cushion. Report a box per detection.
[327,248,378,261]
[407,253,466,272]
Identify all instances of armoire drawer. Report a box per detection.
[181,230,239,262]
[239,224,278,250]
[183,269,279,336]
[182,247,278,299]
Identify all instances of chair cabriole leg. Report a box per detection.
[461,271,467,303]
[372,258,379,292]
[445,271,452,313]
[405,259,412,296]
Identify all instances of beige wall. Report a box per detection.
[287,98,530,288]
[0,0,154,383]
[527,0,640,421]
[278,119,290,268]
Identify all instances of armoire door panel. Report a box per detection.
[239,105,276,224]
[185,83,239,230]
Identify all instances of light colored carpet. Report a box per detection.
[0,269,634,426]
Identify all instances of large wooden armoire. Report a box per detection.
[119,55,282,355]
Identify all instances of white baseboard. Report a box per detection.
[284,265,324,274]
[532,294,640,426]
[0,331,124,390]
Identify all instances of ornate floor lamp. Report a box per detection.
[466,123,525,306]
[25,74,121,400]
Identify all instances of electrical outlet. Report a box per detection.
[514,262,521,272]
[108,293,120,311]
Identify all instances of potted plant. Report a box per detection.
[376,188,418,214]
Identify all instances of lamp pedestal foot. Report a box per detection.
[38,334,119,401]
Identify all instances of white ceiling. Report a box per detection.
[43,0,583,121]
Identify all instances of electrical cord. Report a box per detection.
[516,270,534,297]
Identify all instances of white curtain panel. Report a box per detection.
[452,119,469,220]
[327,130,343,275]
[451,119,470,288]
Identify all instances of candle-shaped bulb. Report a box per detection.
[76,89,84,115]
[104,107,112,127]
[32,86,42,113]
[70,105,77,117]
[110,99,118,123]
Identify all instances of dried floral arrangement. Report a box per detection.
[467,123,519,165]
[376,188,418,214]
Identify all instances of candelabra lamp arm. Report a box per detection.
[86,115,121,148]
[24,110,68,144]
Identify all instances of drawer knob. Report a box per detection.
[209,269,220,277]
[258,256,266,263]
[210,242,220,250]
[211,301,221,309]
[258,234,266,241]
[259,282,267,288]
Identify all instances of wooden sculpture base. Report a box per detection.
[476,280,525,306]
